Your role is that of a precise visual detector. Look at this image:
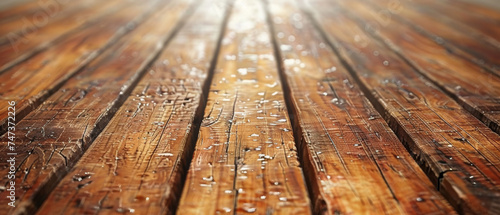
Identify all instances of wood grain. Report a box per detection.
[0,0,499,214]
[304,0,500,213]
[446,0,500,22]
[0,0,161,135]
[0,0,98,37]
[408,0,500,45]
[359,0,500,78]
[0,0,124,74]
[0,0,48,22]
[177,0,311,214]
[0,0,194,214]
[334,0,500,147]
[267,0,456,214]
[0,0,33,11]
[36,0,226,214]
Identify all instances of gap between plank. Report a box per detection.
[171,0,234,213]
[297,0,455,195]
[341,0,500,135]
[0,0,158,136]
[21,2,202,214]
[338,3,500,137]
[0,0,125,75]
[359,0,500,80]
[261,0,315,212]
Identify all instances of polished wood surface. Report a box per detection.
[269,0,455,213]
[306,0,500,213]
[177,0,310,213]
[0,0,499,214]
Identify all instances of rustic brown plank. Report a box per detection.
[0,0,33,11]
[304,0,500,214]
[408,0,500,42]
[413,0,500,29]
[0,0,162,135]
[334,0,500,148]
[177,0,311,214]
[35,0,225,214]
[359,0,500,78]
[266,0,456,214]
[458,0,500,11]
[0,0,99,37]
[0,0,194,214]
[0,0,124,73]
[449,0,500,22]
[0,0,44,22]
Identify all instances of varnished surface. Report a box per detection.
[0,0,193,214]
[0,0,499,214]
[305,0,500,213]
[268,0,455,214]
[0,0,161,134]
[177,0,310,213]
[38,0,215,213]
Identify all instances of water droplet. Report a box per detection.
[237,68,248,75]
[435,37,444,44]
[153,121,164,126]
[280,45,292,51]
[293,13,302,21]
[244,207,256,213]
[225,55,236,60]
[266,82,278,88]
[116,207,135,213]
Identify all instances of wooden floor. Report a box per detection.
[1,0,499,214]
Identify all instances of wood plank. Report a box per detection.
[0,0,123,74]
[304,0,500,214]
[0,0,162,135]
[35,0,224,214]
[411,0,500,30]
[449,0,500,22]
[414,0,500,40]
[177,0,311,213]
[0,0,43,22]
[0,0,33,11]
[334,0,500,147]
[359,0,500,78]
[266,0,456,214]
[0,0,99,37]
[457,0,500,11]
[0,0,194,213]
